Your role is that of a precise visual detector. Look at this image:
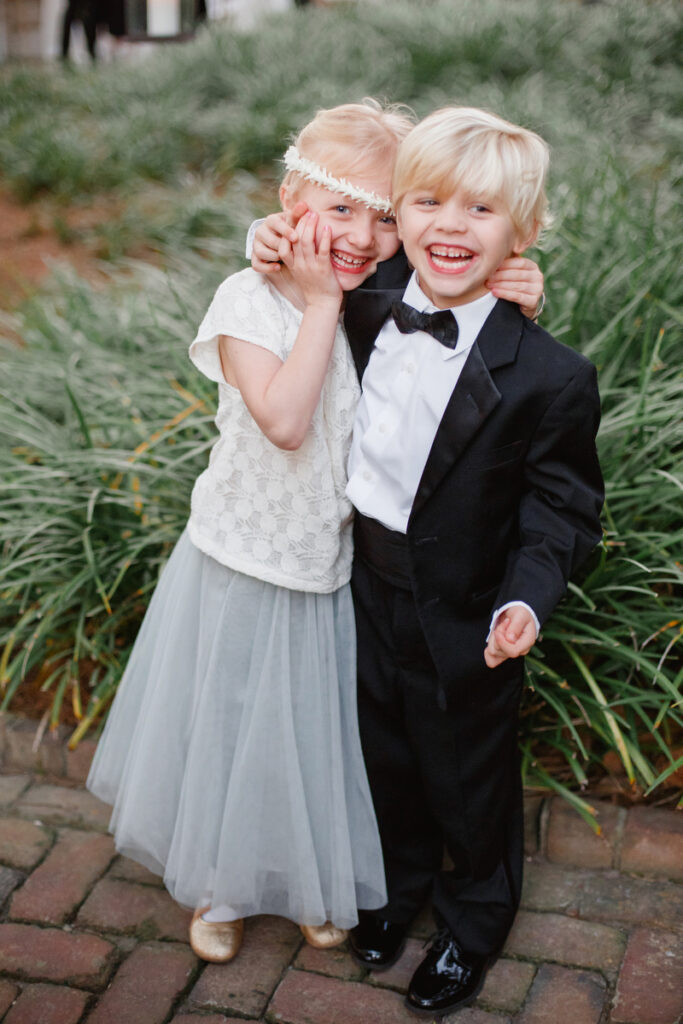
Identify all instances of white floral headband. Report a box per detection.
[283,145,394,215]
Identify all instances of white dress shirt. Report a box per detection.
[346,272,539,639]
[347,274,496,531]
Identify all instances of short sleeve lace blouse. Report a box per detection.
[187,268,360,594]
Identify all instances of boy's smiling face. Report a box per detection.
[396,186,533,309]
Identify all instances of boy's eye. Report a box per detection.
[417,198,439,207]
[470,202,491,213]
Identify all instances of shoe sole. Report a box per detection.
[404,954,492,1018]
[349,937,407,972]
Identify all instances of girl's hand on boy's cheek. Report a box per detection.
[288,201,309,228]
[486,257,544,320]
[252,203,310,274]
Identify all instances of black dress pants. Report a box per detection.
[351,519,524,956]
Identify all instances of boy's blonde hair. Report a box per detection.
[282,100,415,197]
[393,107,551,240]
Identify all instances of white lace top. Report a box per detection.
[187,268,360,593]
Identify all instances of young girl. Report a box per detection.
[87,100,544,964]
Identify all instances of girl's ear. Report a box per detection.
[512,220,540,255]
[280,183,299,212]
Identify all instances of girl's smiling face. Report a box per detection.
[281,175,399,291]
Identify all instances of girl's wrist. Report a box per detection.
[306,294,342,314]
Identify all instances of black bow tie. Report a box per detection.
[391,301,459,349]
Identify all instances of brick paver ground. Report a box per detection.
[0,712,681,1024]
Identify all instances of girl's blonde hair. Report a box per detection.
[281,99,415,197]
[393,106,552,240]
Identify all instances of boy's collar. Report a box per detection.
[404,272,497,317]
[403,272,497,355]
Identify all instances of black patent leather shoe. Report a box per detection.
[406,929,490,1016]
[349,911,407,970]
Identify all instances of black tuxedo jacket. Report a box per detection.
[344,258,604,700]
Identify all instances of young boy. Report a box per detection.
[250,106,602,1015]
[341,107,603,1016]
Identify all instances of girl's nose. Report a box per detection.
[348,216,375,250]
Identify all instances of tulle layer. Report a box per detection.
[88,530,386,926]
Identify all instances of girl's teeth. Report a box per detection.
[332,252,366,267]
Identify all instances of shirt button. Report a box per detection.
[379,423,387,433]
[405,362,415,374]
[363,470,372,481]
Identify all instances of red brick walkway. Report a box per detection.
[0,714,681,1024]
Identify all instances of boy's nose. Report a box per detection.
[436,202,466,231]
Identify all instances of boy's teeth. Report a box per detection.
[430,246,471,258]
[429,246,473,269]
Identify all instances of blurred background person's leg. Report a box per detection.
[61,0,98,60]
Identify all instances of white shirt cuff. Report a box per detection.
[245,219,263,260]
[487,601,540,642]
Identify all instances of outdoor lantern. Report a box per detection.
[125,0,197,41]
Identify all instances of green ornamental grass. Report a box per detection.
[0,0,681,822]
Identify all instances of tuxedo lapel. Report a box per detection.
[410,300,523,522]
[475,299,523,371]
[343,287,405,381]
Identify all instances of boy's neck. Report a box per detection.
[410,273,494,314]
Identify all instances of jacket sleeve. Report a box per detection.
[495,359,604,625]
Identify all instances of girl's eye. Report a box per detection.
[379,215,397,226]
[334,205,350,214]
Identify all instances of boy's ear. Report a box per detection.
[512,220,540,255]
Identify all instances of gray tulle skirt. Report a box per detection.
[87,530,386,927]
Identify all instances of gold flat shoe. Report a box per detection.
[300,922,348,949]
[189,906,244,962]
